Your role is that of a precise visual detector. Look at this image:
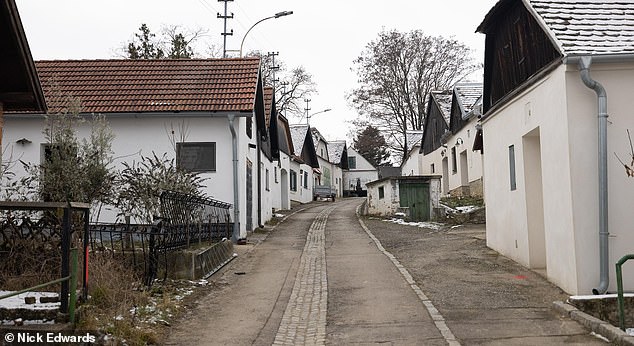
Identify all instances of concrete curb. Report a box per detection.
[553,300,634,345]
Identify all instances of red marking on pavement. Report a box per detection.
[513,275,527,280]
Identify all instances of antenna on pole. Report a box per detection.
[217,0,234,58]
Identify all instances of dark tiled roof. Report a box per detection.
[530,0,634,55]
[454,82,483,118]
[32,58,261,114]
[431,90,453,124]
[480,0,634,56]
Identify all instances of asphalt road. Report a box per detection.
[166,198,606,345]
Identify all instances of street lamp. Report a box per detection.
[306,108,332,124]
[240,11,293,57]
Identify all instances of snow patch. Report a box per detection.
[383,218,445,230]
[0,291,60,310]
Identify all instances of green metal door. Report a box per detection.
[399,182,430,221]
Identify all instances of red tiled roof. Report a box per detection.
[32,58,261,114]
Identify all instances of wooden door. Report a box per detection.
[399,182,430,221]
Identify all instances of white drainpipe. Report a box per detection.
[578,56,609,295]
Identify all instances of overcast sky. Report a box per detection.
[15,0,498,142]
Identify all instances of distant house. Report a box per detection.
[3,58,267,241]
[400,130,424,176]
[444,83,484,197]
[311,127,331,187]
[289,124,319,204]
[343,147,378,196]
[419,90,452,194]
[0,0,47,150]
[477,0,634,294]
[273,112,294,211]
[326,140,349,197]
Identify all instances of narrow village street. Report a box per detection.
[166,198,606,345]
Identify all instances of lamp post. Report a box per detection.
[306,108,331,125]
[240,11,293,57]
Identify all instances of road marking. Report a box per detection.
[273,206,334,345]
[356,205,461,346]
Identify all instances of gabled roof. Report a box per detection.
[289,124,319,168]
[406,131,424,152]
[454,82,483,120]
[29,58,261,114]
[431,90,452,124]
[478,0,634,56]
[327,140,348,168]
[0,0,46,112]
[290,124,309,157]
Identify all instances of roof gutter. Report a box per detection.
[578,56,610,295]
[564,54,634,65]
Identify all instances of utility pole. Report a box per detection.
[304,98,311,124]
[217,0,234,58]
[267,51,280,90]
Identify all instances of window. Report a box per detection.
[290,170,297,191]
[509,145,517,191]
[303,171,308,189]
[177,142,216,172]
[348,156,357,169]
[265,169,270,191]
[430,163,435,174]
[246,117,253,138]
[451,147,457,174]
[41,143,77,165]
[274,166,278,183]
[378,186,385,199]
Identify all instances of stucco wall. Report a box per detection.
[401,147,421,176]
[366,179,399,216]
[565,61,634,294]
[482,64,580,293]
[2,113,264,239]
[445,121,484,197]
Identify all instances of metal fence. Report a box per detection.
[89,191,232,286]
[0,201,90,313]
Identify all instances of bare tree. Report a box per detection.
[249,51,317,120]
[350,29,478,162]
[162,25,207,59]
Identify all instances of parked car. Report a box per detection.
[313,185,336,202]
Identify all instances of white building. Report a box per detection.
[477,0,634,294]
[343,147,378,196]
[2,58,268,241]
[400,131,424,176]
[288,124,319,204]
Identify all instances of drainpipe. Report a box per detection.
[578,56,609,295]
[227,114,240,243]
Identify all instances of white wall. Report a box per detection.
[564,61,634,294]
[288,159,314,204]
[483,65,580,293]
[418,147,446,194]
[344,147,378,192]
[444,121,484,196]
[483,61,634,294]
[401,146,421,176]
[2,113,263,239]
[366,179,398,216]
